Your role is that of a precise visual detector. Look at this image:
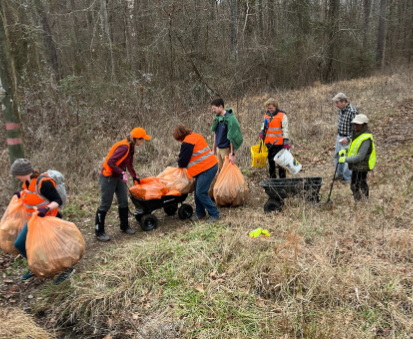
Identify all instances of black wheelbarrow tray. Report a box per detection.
[259,177,323,213]
[129,193,193,231]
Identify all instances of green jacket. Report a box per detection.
[210,109,243,151]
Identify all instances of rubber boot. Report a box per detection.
[95,210,110,242]
[119,207,136,235]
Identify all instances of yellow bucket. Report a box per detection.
[251,141,268,168]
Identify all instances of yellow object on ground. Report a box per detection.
[251,141,268,168]
[249,228,270,238]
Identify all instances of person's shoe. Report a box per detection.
[121,227,136,235]
[333,175,344,181]
[96,232,110,242]
[190,215,206,222]
[206,216,219,224]
[54,268,75,285]
[340,179,350,185]
[95,210,110,241]
[22,270,35,281]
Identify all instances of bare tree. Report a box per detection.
[376,0,387,69]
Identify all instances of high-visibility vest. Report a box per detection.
[21,175,59,219]
[264,112,284,145]
[102,139,130,177]
[184,133,218,178]
[348,133,376,170]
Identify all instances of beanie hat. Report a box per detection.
[11,158,34,176]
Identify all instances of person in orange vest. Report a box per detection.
[11,159,73,285]
[259,98,290,178]
[173,124,220,223]
[96,127,151,241]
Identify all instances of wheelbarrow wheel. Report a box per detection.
[164,204,178,216]
[178,204,193,220]
[140,214,158,231]
[264,199,282,213]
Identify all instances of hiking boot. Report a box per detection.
[22,270,35,281]
[206,216,219,224]
[121,227,136,235]
[54,268,75,285]
[190,215,206,222]
[119,207,134,235]
[95,210,110,242]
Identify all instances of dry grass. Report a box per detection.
[1,70,413,338]
[0,307,55,339]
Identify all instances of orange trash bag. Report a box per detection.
[165,190,181,196]
[130,177,168,200]
[157,167,195,194]
[213,156,249,207]
[26,213,85,278]
[0,196,28,255]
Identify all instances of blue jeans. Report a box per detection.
[15,222,29,259]
[194,164,219,218]
[334,135,352,182]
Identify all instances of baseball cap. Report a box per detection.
[131,127,151,140]
[351,114,369,124]
[332,93,348,101]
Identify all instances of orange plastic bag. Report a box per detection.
[130,177,168,200]
[213,156,249,206]
[157,167,195,194]
[165,190,181,196]
[0,196,28,255]
[26,213,85,278]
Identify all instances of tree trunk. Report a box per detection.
[0,3,26,168]
[257,0,263,42]
[101,0,116,82]
[324,0,339,82]
[34,0,60,83]
[376,0,387,69]
[362,0,371,47]
[230,0,238,57]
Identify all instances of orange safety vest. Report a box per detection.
[102,139,130,177]
[264,112,284,146]
[21,175,59,219]
[184,133,218,178]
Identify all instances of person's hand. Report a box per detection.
[14,191,21,199]
[212,148,216,155]
[259,132,263,140]
[133,177,141,185]
[338,149,346,157]
[229,154,236,164]
[122,172,128,183]
[37,207,48,217]
[339,154,346,163]
[339,138,348,146]
[284,144,290,150]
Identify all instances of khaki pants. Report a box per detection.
[216,147,230,171]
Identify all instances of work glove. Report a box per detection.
[14,191,21,199]
[264,118,269,129]
[133,177,141,185]
[259,132,263,140]
[284,144,290,150]
[122,172,128,183]
[37,207,48,218]
[338,149,346,157]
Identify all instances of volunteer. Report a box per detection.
[259,98,290,178]
[210,98,243,171]
[332,93,359,183]
[173,124,220,223]
[95,127,150,242]
[338,114,376,201]
[11,159,72,284]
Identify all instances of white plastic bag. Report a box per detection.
[274,149,302,175]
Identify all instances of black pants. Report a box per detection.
[267,144,286,179]
[350,170,369,201]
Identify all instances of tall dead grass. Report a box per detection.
[0,307,55,339]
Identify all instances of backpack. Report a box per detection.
[35,170,67,209]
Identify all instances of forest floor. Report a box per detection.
[1,72,413,338]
